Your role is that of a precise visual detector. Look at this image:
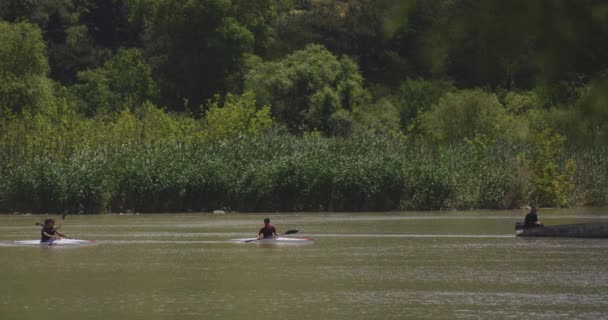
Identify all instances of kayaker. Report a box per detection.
[524,206,543,228]
[258,218,278,239]
[40,219,67,243]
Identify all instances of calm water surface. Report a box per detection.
[1,209,607,320]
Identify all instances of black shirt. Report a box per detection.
[41,225,55,242]
[258,224,276,238]
[524,212,538,226]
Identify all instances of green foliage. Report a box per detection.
[418,89,516,145]
[402,162,455,210]
[521,76,608,147]
[0,0,119,83]
[71,48,158,115]
[395,0,608,89]
[2,159,67,213]
[503,91,540,116]
[0,99,196,163]
[571,147,608,206]
[0,21,53,115]
[451,139,522,209]
[390,78,455,133]
[0,21,49,77]
[525,130,576,207]
[269,0,413,86]
[245,44,370,135]
[1,127,606,213]
[229,0,290,54]
[0,99,84,161]
[350,98,402,136]
[1,0,608,213]
[572,76,608,145]
[202,91,273,142]
[135,0,257,108]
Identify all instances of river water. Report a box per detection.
[1,210,607,320]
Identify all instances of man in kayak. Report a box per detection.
[258,218,278,239]
[524,206,543,228]
[40,219,67,243]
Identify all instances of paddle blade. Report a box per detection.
[283,229,299,235]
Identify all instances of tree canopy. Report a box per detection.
[0,0,606,143]
[0,21,53,115]
[245,44,369,135]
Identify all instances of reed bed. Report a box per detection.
[0,134,605,213]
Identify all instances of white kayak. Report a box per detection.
[234,236,314,244]
[13,239,96,246]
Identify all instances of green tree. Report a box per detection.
[203,91,273,142]
[573,77,608,145]
[245,44,369,135]
[0,21,53,115]
[71,48,158,115]
[229,0,291,55]
[390,0,608,90]
[523,78,608,147]
[350,98,402,136]
[390,78,455,133]
[269,0,422,86]
[418,89,516,145]
[526,130,576,207]
[0,0,120,83]
[131,0,259,110]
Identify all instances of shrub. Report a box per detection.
[525,130,576,207]
[418,89,517,145]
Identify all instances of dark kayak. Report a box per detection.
[515,222,608,238]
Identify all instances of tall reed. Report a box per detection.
[1,133,604,213]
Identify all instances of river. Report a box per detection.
[1,209,607,320]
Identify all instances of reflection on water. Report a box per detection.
[0,210,607,320]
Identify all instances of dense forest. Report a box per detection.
[0,0,606,213]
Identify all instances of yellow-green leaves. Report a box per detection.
[526,130,576,207]
[203,91,273,143]
[0,21,49,77]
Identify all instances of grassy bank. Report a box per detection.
[1,134,605,213]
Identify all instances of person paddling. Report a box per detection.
[524,206,543,228]
[258,218,278,239]
[40,219,67,243]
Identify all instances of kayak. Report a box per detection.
[515,222,608,238]
[234,236,314,244]
[13,239,96,246]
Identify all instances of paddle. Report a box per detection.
[244,229,299,243]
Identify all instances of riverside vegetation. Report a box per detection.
[0,0,606,213]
